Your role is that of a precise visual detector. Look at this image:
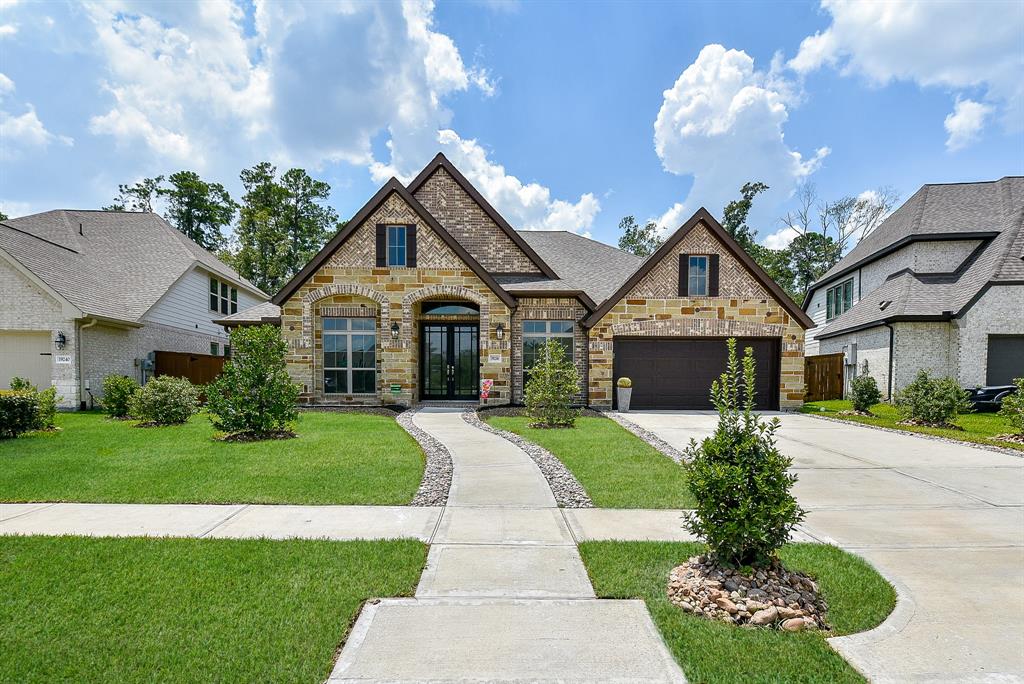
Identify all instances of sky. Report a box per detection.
[1,0,1022,250]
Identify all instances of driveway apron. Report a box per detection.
[329,408,686,683]
[623,410,1024,684]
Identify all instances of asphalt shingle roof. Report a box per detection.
[516,231,644,303]
[0,210,265,324]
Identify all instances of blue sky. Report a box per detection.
[1,0,1022,249]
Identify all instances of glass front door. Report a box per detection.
[420,323,479,400]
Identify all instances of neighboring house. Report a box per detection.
[221,153,811,410]
[0,210,268,408]
[804,177,1024,398]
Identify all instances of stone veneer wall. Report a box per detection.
[587,222,806,408]
[412,167,540,274]
[511,297,589,404]
[279,191,512,406]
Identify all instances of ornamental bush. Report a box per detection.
[850,374,882,413]
[102,375,140,418]
[206,325,299,438]
[524,339,580,428]
[998,378,1024,435]
[894,370,971,425]
[129,375,199,426]
[8,377,58,430]
[684,338,805,568]
[0,391,39,439]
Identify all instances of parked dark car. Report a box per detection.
[966,385,1018,411]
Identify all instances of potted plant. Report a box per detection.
[617,377,633,412]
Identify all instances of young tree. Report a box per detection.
[524,339,581,428]
[721,181,769,251]
[103,176,164,212]
[158,171,237,251]
[617,215,662,256]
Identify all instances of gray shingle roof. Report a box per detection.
[213,301,282,325]
[516,231,644,303]
[816,176,1024,338]
[0,210,266,324]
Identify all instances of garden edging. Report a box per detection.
[603,411,687,463]
[399,408,453,507]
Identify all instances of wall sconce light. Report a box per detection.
[390,322,400,339]
[55,331,67,350]
[495,323,505,340]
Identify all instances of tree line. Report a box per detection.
[616,182,898,304]
[103,164,344,294]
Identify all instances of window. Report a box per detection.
[523,320,574,384]
[209,277,238,315]
[826,278,855,321]
[687,255,708,296]
[323,318,376,394]
[210,342,219,356]
[224,345,231,359]
[387,225,407,266]
[421,301,480,316]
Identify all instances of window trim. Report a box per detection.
[209,276,238,315]
[322,317,377,396]
[687,255,709,297]
[387,225,407,267]
[522,320,575,384]
[826,277,855,321]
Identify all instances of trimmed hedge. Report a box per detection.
[0,392,40,439]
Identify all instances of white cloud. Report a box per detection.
[944,98,993,151]
[790,0,1023,143]
[0,24,15,37]
[0,72,13,97]
[1,104,73,159]
[762,226,800,250]
[653,44,828,233]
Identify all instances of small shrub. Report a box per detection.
[894,370,971,426]
[9,376,33,392]
[129,375,199,426]
[850,374,882,413]
[616,377,632,388]
[6,377,58,430]
[524,339,580,428]
[684,338,805,568]
[998,378,1024,435]
[0,392,39,439]
[206,325,299,438]
[102,375,140,418]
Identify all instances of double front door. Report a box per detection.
[421,323,479,400]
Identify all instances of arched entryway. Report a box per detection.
[418,300,480,400]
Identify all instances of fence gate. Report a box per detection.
[804,353,844,402]
[153,351,225,386]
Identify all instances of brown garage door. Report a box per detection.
[614,337,780,410]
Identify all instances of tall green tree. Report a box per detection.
[157,171,237,251]
[0,210,8,221]
[617,215,662,256]
[280,168,338,276]
[103,176,164,212]
[721,181,769,251]
[235,162,289,293]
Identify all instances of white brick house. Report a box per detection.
[0,210,267,408]
[803,177,1024,398]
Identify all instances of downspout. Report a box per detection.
[883,322,895,401]
[78,317,98,410]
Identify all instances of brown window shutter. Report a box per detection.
[375,225,387,267]
[708,254,720,296]
[406,224,417,267]
[678,253,690,296]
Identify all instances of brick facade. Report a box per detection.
[511,297,589,403]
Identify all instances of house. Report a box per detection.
[803,176,1024,398]
[220,153,811,410]
[0,210,268,408]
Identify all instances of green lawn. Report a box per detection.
[0,535,425,683]
[486,416,693,508]
[579,541,896,683]
[801,400,1024,452]
[0,411,425,504]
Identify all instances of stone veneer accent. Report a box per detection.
[511,297,589,403]
[280,190,512,406]
[587,222,805,408]
[412,167,541,274]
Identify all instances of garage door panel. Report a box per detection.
[614,337,779,410]
[0,331,52,390]
[987,336,1024,386]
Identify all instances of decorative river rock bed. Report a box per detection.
[668,555,828,632]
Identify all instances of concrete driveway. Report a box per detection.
[622,410,1024,684]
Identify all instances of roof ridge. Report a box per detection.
[0,221,79,254]
[921,176,1024,187]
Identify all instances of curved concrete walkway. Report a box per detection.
[329,408,686,683]
[621,410,1024,684]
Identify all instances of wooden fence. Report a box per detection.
[154,351,226,386]
[804,352,844,402]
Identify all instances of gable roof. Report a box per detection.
[0,210,265,325]
[272,178,517,309]
[407,153,558,279]
[814,176,1024,338]
[582,208,814,329]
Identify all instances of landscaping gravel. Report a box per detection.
[463,409,593,508]
[603,411,688,463]
[398,408,453,507]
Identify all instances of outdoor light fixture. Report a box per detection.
[54,331,67,350]
[496,323,505,340]
[391,322,400,339]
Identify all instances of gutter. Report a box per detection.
[884,322,895,401]
[78,317,99,410]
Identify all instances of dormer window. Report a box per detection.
[210,277,238,315]
[826,278,854,321]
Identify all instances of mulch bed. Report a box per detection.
[476,405,605,419]
[217,430,297,442]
